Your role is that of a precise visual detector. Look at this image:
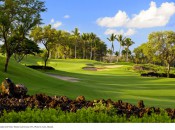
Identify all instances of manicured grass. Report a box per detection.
[0,56,78,96]
[1,55,175,108]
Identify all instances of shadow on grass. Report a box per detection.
[42,69,175,89]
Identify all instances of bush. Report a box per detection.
[141,72,175,78]
[26,65,55,70]
[133,64,159,73]
[133,64,175,74]
[0,107,174,123]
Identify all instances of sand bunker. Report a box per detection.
[104,65,124,69]
[47,74,79,82]
[82,65,123,71]
[82,67,97,71]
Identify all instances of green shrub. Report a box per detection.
[0,107,174,123]
[133,64,168,74]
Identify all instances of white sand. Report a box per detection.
[47,74,79,82]
[104,65,124,68]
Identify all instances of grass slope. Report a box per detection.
[1,55,175,108]
[0,56,78,96]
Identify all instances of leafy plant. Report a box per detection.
[0,107,174,123]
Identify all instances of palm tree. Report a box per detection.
[123,38,134,62]
[97,41,107,61]
[89,33,96,60]
[107,49,113,56]
[116,34,125,57]
[81,33,88,59]
[115,51,119,57]
[107,33,116,62]
[121,49,127,60]
[93,37,100,60]
[72,28,80,59]
[52,30,62,59]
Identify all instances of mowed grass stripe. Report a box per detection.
[1,55,175,108]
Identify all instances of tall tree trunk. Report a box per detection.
[117,44,121,62]
[85,49,87,59]
[119,43,121,57]
[167,63,170,78]
[85,43,87,59]
[4,54,10,72]
[84,48,86,59]
[74,45,77,59]
[117,56,119,62]
[83,42,85,59]
[110,42,113,63]
[126,51,128,62]
[90,43,92,60]
[4,35,10,72]
[126,47,129,62]
[69,47,72,59]
[44,59,47,69]
[93,43,96,60]
[83,49,85,59]
[44,49,50,69]
[49,51,52,59]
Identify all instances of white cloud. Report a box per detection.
[105,28,124,35]
[97,10,129,28]
[50,18,63,28]
[105,28,136,36]
[64,15,70,19]
[53,21,62,28]
[50,18,54,24]
[97,1,175,29]
[127,1,175,28]
[125,29,136,36]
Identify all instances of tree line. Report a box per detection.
[0,0,107,72]
[2,0,174,77]
[30,26,107,68]
[107,34,134,62]
[133,31,175,77]
[0,0,135,72]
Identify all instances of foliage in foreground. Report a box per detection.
[0,107,174,123]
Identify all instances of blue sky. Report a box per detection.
[41,0,175,51]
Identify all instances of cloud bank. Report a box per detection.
[105,28,136,36]
[97,10,129,28]
[50,19,62,28]
[97,1,175,36]
[53,21,62,28]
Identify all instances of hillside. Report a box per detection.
[1,55,175,108]
[0,55,78,96]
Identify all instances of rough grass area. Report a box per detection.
[1,55,175,108]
